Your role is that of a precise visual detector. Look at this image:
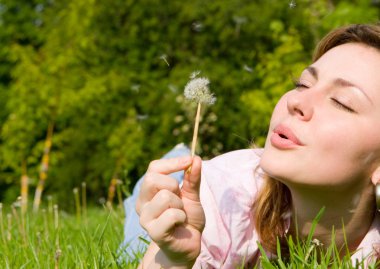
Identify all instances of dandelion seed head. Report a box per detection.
[289,0,296,8]
[184,76,216,105]
[311,238,323,247]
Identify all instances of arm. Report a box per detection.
[138,242,194,269]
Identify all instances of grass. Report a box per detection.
[0,200,139,269]
[0,200,377,268]
[253,208,379,269]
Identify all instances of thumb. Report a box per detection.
[181,156,202,202]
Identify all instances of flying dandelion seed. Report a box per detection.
[136,114,149,121]
[243,64,253,73]
[131,84,140,92]
[168,84,178,93]
[289,0,296,8]
[233,16,247,37]
[191,21,203,32]
[159,54,170,66]
[190,70,201,79]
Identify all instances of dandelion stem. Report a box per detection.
[191,102,202,157]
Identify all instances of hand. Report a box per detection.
[136,156,205,266]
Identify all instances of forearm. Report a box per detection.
[139,242,195,269]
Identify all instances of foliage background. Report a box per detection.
[0,0,379,207]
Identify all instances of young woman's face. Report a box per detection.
[260,43,380,191]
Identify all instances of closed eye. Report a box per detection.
[330,98,356,113]
[292,79,309,89]
[295,82,308,89]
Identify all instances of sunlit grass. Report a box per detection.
[0,201,138,268]
[0,201,377,268]
[253,208,379,269]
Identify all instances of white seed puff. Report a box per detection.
[184,75,216,105]
[183,71,216,158]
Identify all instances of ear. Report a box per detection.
[370,166,380,185]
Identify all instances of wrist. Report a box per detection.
[154,250,195,269]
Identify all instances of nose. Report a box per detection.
[287,90,314,121]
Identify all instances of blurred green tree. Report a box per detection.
[0,0,378,205]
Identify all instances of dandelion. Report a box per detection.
[184,74,216,106]
[289,0,296,8]
[184,71,216,159]
[305,238,323,261]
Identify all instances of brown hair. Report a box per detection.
[253,23,380,254]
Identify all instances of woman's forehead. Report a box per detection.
[310,43,380,101]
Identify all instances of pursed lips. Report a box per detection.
[273,124,304,146]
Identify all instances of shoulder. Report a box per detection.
[202,149,262,180]
[201,148,264,196]
[351,213,380,266]
[203,148,263,173]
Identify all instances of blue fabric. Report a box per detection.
[119,143,190,261]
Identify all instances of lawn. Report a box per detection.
[0,200,377,268]
[0,200,140,269]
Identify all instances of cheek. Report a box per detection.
[311,118,380,180]
[267,93,290,129]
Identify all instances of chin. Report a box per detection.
[260,152,301,185]
[259,154,285,180]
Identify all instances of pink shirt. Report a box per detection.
[194,149,380,268]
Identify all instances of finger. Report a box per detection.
[139,189,184,225]
[136,173,180,215]
[144,208,187,243]
[181,156,202,202]
[147,156,192,174]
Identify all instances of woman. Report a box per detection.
[135,24,380,268]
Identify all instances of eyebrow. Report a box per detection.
[305,66,373,105]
